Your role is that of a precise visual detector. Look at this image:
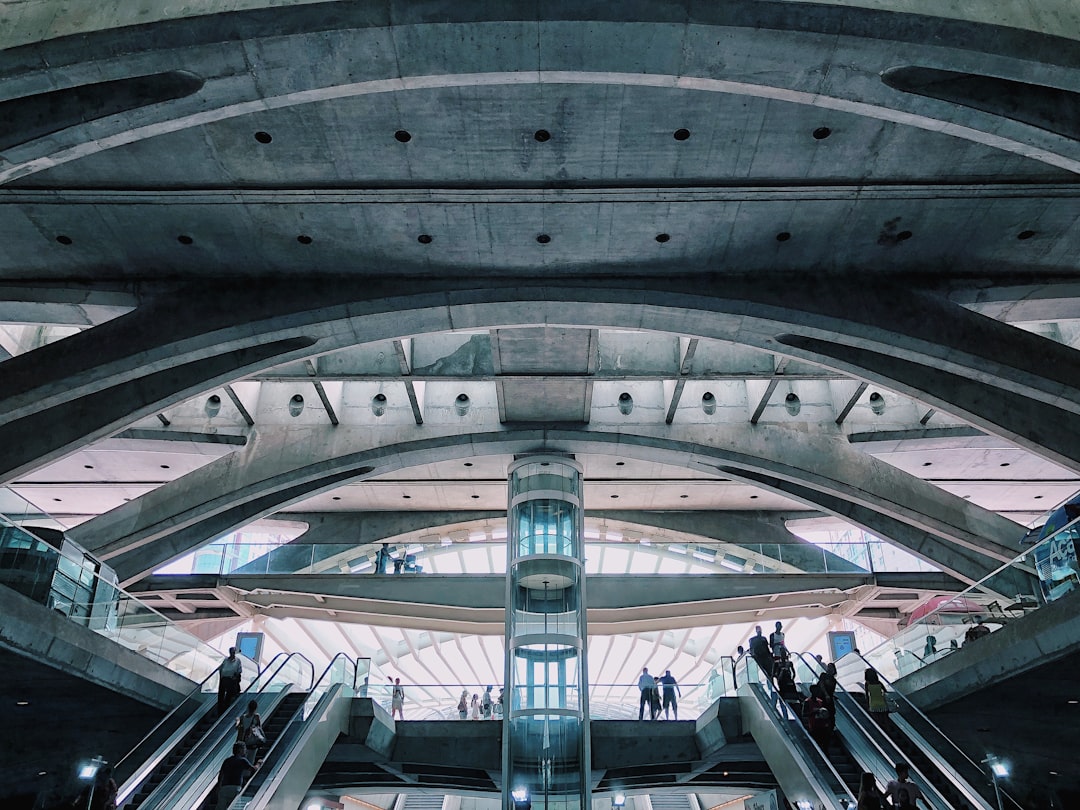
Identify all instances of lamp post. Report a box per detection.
[78,756,106,810]
[982,755,1007,810]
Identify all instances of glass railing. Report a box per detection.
[159,539,932,577]
[357,680,729,720]
[248,652,315,694]
[850,509,1078,685]
[0,512,258,687]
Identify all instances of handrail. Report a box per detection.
[847,651,1023,810]
[226,654,357,808]
[734,655,854,809]
[246,652,315,693]
[113,667,218,775]
[790,652,968,810]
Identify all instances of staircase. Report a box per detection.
[648,795,694,810]
[404,796,447,810]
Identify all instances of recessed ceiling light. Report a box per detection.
[1069,699,1079,704]
[471,495,480,499]
[749,495,759,499]
[615,461,625,467]
[16,700,29,706]
[402,495,411,499]
[161,464,170,469]
[37,771,46,776]
[464,462,473,467]
[331,496,341,501]
[680,494,689,499]
[610,494,619,499]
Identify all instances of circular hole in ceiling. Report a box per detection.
[464,462,473,467]
[615,461,625,466]
[56,234,73,245]
[749,495,759,499]
[610,494,619,499]
[296,234,312,245]
[177,234,193,245]
[1017,230,1036,240]
[84,464,93,469]
[536,234,551,244]
[673,128,690,141]
[418,234,433,244]
[1000,462,1010,467]
[812,126,832,140]
[254,131,272,144]
[471,495,480,499]
[680,494,689,499]
[922,462,932,466]
[394,130,412,143]
[402,494,412,499]
[776,232,792,242]
[332,496,341,501]
[534,129,551,142]
[655,233,670,243]
[897,230,913,241]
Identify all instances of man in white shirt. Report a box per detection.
[885,762,927,809]
[217,647,243,716]
[637,667,655,720]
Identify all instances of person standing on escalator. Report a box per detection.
[885,762,928,809]
[217,742,257,810]
[748,627,773,681]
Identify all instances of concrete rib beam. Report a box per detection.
[3,279,1080,486]
[66,424,1020,586]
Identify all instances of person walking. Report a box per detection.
[769,621,788,663]
[637,667,655,720]
[659,670,682,720]
[389,677,405,721]
[217,647,243,717]
[217,742,257,810]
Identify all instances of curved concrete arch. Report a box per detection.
[3,279,1080,485]
[3,0,1075,50]
[69,424,1021,586]
[3,8,1079,183]
[6,70,1080,185]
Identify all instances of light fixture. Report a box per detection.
[990,760,1009,778]
[78,756,106,780]
[869,391,886,415]
[618,392,634,415]
[796,801,814,810]
[371,393,387,417]
[612,794,626,808]
[512,787,530,804]
[16,700,29,706]
[306,803,324,810]
[784,392,801,416]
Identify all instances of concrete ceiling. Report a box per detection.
[3,3,1080,807]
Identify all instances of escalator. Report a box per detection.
[735,656,856,809]
[794,652,998,810]
[115,653,315,810]
[221,654,359,810]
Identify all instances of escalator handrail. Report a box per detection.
[113,666,219,775]
[227,656,356,808]
[735,655,855,806]
[790,651,977,810]
[247,651,316,693]
[847,651,1023,810]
